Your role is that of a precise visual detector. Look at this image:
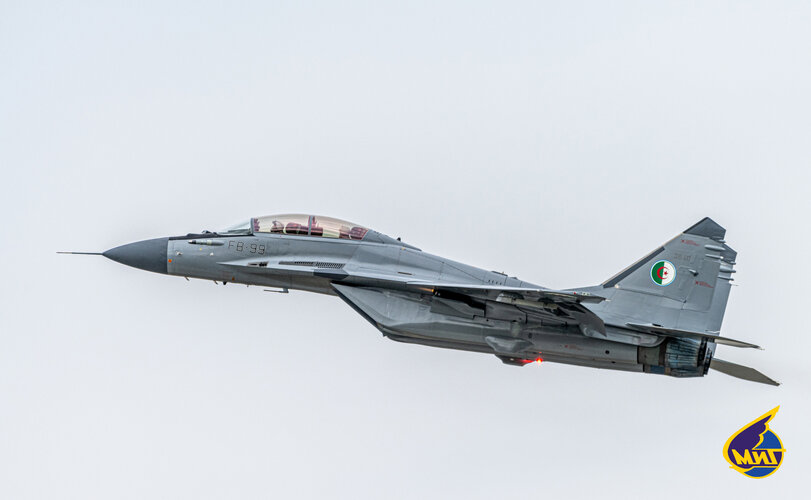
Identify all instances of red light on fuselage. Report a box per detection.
[535,357,543,364]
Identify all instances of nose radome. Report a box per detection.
[103,237,169,274]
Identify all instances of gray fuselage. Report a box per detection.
[158,230,652,374]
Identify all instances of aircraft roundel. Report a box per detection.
[650,260,676,286]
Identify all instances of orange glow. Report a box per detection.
[535,357,543,364]
[168,259,172,263]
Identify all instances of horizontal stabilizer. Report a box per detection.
[710,358,780,386]
[625,323,761,349]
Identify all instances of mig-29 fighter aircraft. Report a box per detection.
[61,215,778,385]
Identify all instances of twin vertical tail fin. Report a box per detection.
[583,217,778,385]
[596,217,736,333]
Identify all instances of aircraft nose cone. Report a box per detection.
[103,237,169,274]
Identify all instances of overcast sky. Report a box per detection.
[1,1,809,498]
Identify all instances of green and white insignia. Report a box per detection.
[650,260,676,286]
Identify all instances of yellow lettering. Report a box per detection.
[732,449,752,465]
[732,449,778,466]
[752,451,769,465]
[751,451,771,465]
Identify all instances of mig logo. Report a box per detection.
[723,406,785,478]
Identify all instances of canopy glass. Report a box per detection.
[249,214,369,240]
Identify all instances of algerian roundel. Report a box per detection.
[650,260,676,286]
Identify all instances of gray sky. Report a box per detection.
[1,1,809,498]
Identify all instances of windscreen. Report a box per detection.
[218,219,253,235]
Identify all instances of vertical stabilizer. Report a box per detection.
[582,218,736,333]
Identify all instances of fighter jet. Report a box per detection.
[60,214,778,385]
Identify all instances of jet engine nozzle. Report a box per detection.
[638,337,713,378]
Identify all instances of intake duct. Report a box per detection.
[638,338,713,378]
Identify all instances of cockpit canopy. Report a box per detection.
[220,214,369,240]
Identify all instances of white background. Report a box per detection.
[1,1,808,498]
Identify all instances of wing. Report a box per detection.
[404,282,606,304]
[223,257,609,334]
[403,282,609,335]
